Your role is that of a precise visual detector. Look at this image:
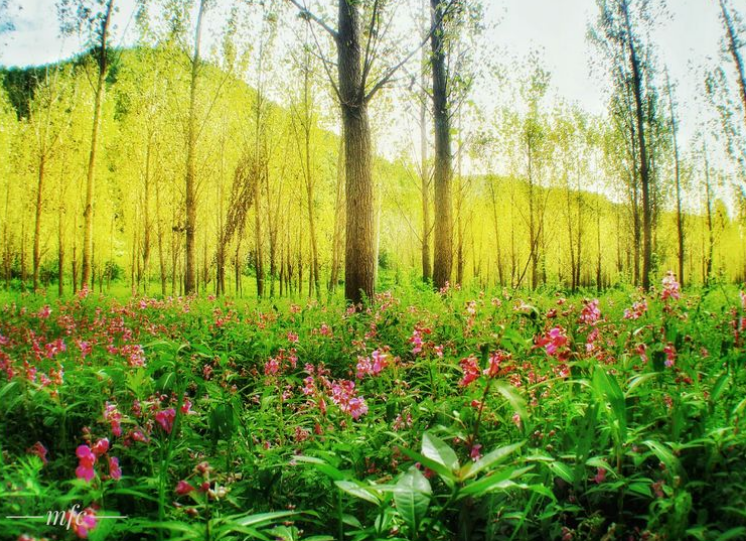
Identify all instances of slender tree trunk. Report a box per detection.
[430,0,452,290]
[720,0,746,125]
[81,0,114,291]
[623,0,652,290]
[665,72,685,286]
[329,139,345,293]
[33,155,46,290]
[184,0,206,295]
[704,147,715,282]
[58,197,64,297]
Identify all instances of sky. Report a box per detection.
[0,0,729,152]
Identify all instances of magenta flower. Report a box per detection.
[176,480,195,495]
[155,408,176,433]
[75,445,96,482]
[664,344,676,368]
[483,350,511,378]
[109,456,122,480]
[459,355,480,387]
[66,507,97,538]
[91,438,109,457]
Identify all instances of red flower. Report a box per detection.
[176,480,195,495]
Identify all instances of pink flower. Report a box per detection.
[75,445,96,482]
[459,355,480,387]
[484,350,510,378]
[66,507,97,538]
[104,402,122,437]
[91,438,109,457]
[346,397,368,420]
[409,329,423,355]
[108,456,122,480]
[594,467,607,484]
[37,305,52,319]
[661,271,681,301]
[537,326,569,359]
[264,357,280,376]
[740,291,746,310]
[580,299,601,326]
[176,480,195,495]
[624,300,648,320]
[355,356,372,379]
[287,331,299,343]
[470,444,482,461]
[155,408,176,434]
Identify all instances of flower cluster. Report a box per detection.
[75,438,120,482]
[661,271,681,301]
[356,349,388,379]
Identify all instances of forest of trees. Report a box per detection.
[1,0,745,303]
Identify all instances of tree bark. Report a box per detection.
[338,0,375,305]
[430,0,453,290]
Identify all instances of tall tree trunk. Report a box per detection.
[430,0,452,290]
[704,146,715,283]
[666,72,685,286]
[720,0,746,125]
[338,0,375,305]
[329,138,345,293]
[58,196,64,297]
[33,155,46,290]
[82,0,114,291]
[184,0,206,295]
[623,0,652,290]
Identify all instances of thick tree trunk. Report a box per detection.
[338,0,375,305]
[431,0,453,290]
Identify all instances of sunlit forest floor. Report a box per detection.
[2,277,746,541]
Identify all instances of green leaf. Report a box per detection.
[459,441,524,480]
[292,456,346,482]
[592,368,627,442]
[643,440,681,477]
[399,447,457,486]
[335,480,383,506]
[232,510,298,527]
[458,466,533,499]
[546,460,574,484]
[393,466,431,533]
[494,381,528,424]
[717,527,746,541]
[421,432,460,473]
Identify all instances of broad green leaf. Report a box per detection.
[393,466,431,533]
[292,456,346,481]
[421,432,460,473]
[643,440,681,477]
[546,460,574,484]
[399,447,457,486]
[335,480,383,506]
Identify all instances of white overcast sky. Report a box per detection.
[0,0,728,151]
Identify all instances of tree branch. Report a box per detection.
[286,0,338,40]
